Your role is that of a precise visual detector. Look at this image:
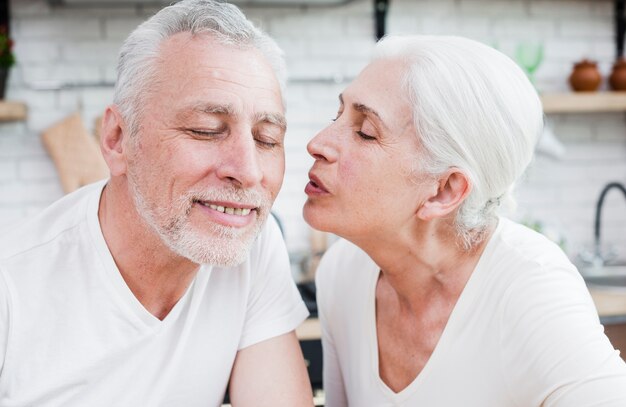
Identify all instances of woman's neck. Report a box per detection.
[362,219,496,311]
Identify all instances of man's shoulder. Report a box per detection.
[0,182,104,262]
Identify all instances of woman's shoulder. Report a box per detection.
[490,218,576,275]
[315,238,376,297]
[478,218,587,314]
[314,238,378,341]
[490,218,594,323]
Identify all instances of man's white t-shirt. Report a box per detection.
[316,218,626,407]
[0,181,308,407]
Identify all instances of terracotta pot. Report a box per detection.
[609,58,626,91]
[569,59,602,92]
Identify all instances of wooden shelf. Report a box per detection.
[541,92,626,113]
[0,101,27,122]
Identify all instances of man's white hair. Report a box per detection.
[374,35,543,249]
[113,0,287,137]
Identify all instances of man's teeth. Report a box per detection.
[204,203,251,216]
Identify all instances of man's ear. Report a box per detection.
[100,105,130,177]
[417,169,471,221]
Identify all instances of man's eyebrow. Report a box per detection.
[255,112,287,131]
[192,103,235,115]
[339,93,389,130]
[188,103,285,130]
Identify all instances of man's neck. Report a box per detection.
[98,180,200,320]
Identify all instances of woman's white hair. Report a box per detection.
[113,0,287,137]
[373,35,543,249]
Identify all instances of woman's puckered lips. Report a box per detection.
[307,172,329,193]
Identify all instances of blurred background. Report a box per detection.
[0,0,625,279]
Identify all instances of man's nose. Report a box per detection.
[217,133,263,188]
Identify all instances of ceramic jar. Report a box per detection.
[569,59,602,92]
[609,58,626,91]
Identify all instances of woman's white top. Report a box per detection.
[316,218,626,406]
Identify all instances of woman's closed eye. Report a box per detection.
[356,130,376,141]
[356,119,378,141]
[332,110,343,122]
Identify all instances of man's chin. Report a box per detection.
[183,242,252,267]
[169,226,259,267]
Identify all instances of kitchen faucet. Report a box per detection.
[592,181,626,267]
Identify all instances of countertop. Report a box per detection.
[590,288,626,324]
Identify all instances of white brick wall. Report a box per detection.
[2,0,625,264]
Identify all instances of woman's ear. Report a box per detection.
[100,105,130,177]
[417,169,471,221]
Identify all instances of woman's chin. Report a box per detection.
[302,202,317,226]
[303,203,331,232]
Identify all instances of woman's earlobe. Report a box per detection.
[417,170,471,220]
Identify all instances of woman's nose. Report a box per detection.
[307,124,338,162]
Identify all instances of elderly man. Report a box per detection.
[0,1,311,406]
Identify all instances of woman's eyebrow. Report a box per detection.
[339,93,389,131]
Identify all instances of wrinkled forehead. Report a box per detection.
[344,58,414,128]
[146,32,283,108]
[137,32,281,103]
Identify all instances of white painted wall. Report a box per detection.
[1,0,625,265]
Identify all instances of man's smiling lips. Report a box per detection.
[193,199,258,227]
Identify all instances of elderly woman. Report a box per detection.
[303,35,626,406]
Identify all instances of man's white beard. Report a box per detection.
[127,173,271,267]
